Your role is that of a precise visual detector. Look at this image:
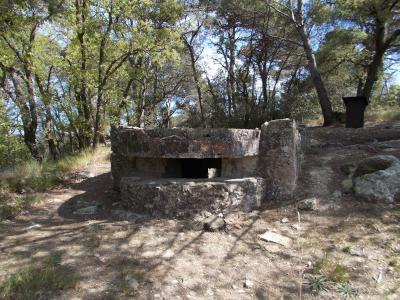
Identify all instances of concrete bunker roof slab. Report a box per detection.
[113,127,261,158]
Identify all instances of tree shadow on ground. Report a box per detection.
[2,154,400,299]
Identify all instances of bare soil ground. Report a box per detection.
[1,124,400,300]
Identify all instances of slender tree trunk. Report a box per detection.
[290,0,333,126]
[92,87,103,147]
[362,17,388,102]
[258,61,270,118]
[227,23,237,113]
[45,106,60,160]
[362,50,384,101]
[297,25,333,126]
[184,40,206,128]
[36,72,60,160]
[24,67,43,161]
[76,0,92,147]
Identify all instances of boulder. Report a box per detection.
[203,216,225,231]
[353,155,400,203]
[353,155,398,178]
[297,197,318,211]
[341,179,353,193]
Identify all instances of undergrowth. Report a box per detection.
[304,254,357,297]
[313,255,349,283]
[365,107,400,123]
[0,147,109,221]
[0,193,40,221]
[0,252,78,300]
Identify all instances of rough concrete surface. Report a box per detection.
[121,177,266,216]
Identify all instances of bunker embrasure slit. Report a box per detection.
[180,158,221,178]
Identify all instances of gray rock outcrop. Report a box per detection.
[353,155,400,203]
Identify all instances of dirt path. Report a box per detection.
[1,138,400,299]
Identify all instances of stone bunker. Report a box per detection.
[111,119,303,216]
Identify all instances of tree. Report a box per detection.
[0,1,64,161]
[264,0,334,125]
[334,0,400,101]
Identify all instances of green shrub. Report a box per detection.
[337,282,358,299]
[305,274,329,294]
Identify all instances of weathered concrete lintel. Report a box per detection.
[111,127,260,158]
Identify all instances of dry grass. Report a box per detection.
[301,106,400,126]
[365,107,400,123]
[0,147,109,220]
[0,147,109,193]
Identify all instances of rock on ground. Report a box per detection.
[258,231,293,248]
[353,155,400,203]
[203,216,226,231]
[297,197,318,211]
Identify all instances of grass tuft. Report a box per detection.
[304,274,329,294]
[0,253,78,300]
[0,193,40,221]
[313,255,350,283]
[336,282,358,299]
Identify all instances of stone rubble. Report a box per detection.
[258,231,293,248]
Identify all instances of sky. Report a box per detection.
[199,39,400,88]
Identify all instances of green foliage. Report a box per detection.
[0,0,399,161]
[0,101,31,169]
[0,253,78,300]
[305,274,329,294]
[313,255,350,283]
[336,282,358,299]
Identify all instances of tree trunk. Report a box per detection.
[298,25,333,126]
[75,0,92,148]
[362,19,386,102]
[290,0,334,126]
[36,73,60,160]
[92,87,103,147]
[227,23,237,113]
[24,68,43,161]
[184,39,206,128]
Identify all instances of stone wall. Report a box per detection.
[121,177,266,217]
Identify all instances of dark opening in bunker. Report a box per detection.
[164,158,222,179]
